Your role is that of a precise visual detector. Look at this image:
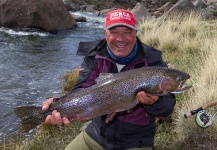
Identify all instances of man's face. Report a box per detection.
[104,26,137,58]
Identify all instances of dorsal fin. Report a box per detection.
[95,73,114,84]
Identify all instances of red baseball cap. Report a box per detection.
[104,9,138,30]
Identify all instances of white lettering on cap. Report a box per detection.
[110,11,131,21]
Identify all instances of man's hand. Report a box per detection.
[42,98,70,126]
[136,91,159,105]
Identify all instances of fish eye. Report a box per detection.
[176,76,182,81]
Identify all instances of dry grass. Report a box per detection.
[138,12,209,69]
[13,121,83,150]
[61,68,80,95]
[175,38,217,137]
[138,12,217,149]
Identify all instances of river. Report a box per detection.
[0,12,105,142]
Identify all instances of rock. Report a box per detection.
[152,10,163,18]
[71,14,87,22]
[80,5,98,13]
[166,0,196,14]
[158,2,174,13]
[130,3,151,22]
[193,0,208,9]
[71,3,82,11]
[63,0,73,11]
[0,0,77,33]
[99,9,116,17]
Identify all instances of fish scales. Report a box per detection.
[14,67,192,132]
[52,78,138,119]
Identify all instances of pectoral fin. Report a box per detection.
[105,112,117,123]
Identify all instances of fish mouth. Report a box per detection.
[171,80,192,94]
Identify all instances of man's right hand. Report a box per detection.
[42,97,70,126]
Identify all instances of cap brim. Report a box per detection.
[104,23,138,31]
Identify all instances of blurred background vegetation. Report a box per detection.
[67,0,179,10]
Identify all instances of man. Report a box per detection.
[42,9,176,150]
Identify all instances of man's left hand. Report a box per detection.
[136,91,159,105]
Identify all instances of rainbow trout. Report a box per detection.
[14,67,191,132]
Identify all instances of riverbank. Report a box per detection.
[66,0,173,16]
[66,0,217,20]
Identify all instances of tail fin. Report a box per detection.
[14,105,48,132]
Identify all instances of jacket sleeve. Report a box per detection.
[143,94,176,118]
[66,56,98,95]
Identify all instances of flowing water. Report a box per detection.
[0,12,104,142]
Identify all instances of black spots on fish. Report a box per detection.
[75,95,94,110]
[14,105,46,132]
[112,81,135,96]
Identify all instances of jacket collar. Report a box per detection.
[76,37,147,61]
